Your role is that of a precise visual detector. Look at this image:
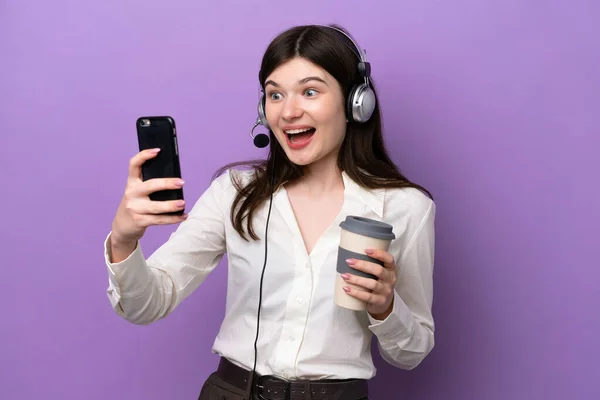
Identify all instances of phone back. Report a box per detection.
[136,116,183,204]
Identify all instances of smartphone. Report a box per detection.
[136,116,184,214]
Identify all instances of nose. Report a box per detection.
[281,97,303,121]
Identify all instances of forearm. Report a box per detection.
[107,266,177,325]
[376,319,434,370]
[105,233,178,324]
[368,291,435,370]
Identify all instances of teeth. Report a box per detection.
[285,128,313,135]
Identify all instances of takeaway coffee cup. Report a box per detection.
[334,216,396,311]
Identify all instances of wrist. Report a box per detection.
[109,232,137,254]
[369,299,394,321]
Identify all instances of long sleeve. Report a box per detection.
[104,173,229,325]
[367,200,436,370]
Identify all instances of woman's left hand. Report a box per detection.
[341,248,397,320]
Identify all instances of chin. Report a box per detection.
[283,151,315,166]
[288,149,338,170]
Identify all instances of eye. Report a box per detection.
[268,92,282,101]
[304,89,318,97]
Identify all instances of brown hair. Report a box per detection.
[214,24,432,241]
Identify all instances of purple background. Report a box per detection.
[1,0,598,399]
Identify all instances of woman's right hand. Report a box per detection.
[110,148,187,252]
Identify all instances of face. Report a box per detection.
[263,57,347,168]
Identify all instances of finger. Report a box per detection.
[341,273,380,292]
[364,249,396,271]
[149,213,189,226]
[364,249,395,267]
[346,258,385,279]
[343,285,387,306]
[128,148,161,179]
[130,198,186,215]
[134,212,189,227]
[138,177,185,196]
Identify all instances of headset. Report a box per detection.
[247,25,375,398]
[250,25,376,148]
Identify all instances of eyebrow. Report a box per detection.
[265,76,328,88]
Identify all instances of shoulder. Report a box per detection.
[210,167,257,195]
[387,186,435,216]
[383,186,436,235]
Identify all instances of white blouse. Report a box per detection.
[104,169,436,380]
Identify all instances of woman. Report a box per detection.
[105,25,436,400]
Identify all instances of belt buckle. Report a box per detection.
[256,375,291,400]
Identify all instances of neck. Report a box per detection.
[292,157,344,196]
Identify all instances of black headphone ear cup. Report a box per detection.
[258,93,270,130]
[346,85,360,123]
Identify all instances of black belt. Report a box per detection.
[216,357,369,400]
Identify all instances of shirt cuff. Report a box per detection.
[367,290,415,342]
[104,232,152,298]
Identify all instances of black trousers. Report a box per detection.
[197,372,369,400]
[198,372,247,400]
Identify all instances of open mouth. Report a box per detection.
[285,127,316,144]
